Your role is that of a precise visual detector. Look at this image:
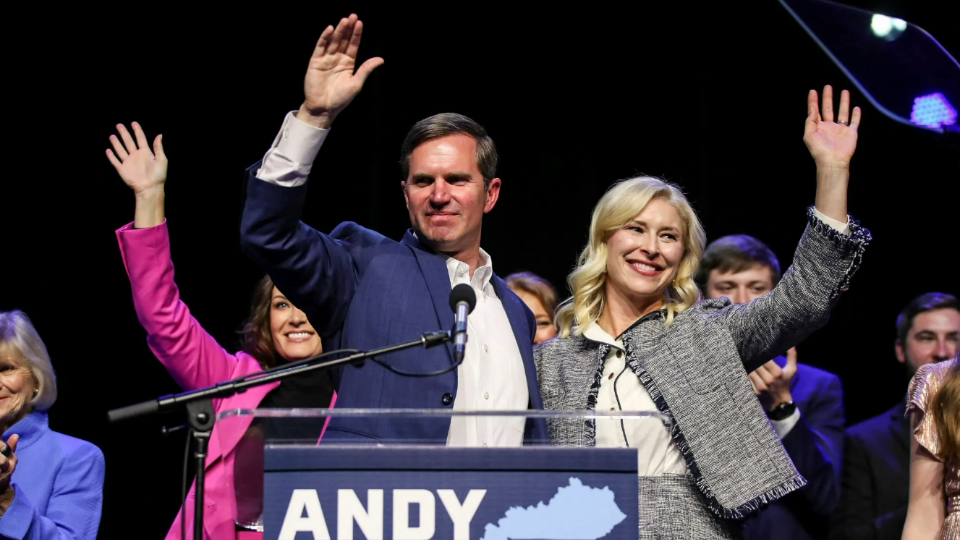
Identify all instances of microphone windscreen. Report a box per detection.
[449,283,477,313]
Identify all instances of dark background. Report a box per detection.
[3,1,958,536]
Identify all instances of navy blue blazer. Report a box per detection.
[743,359,845,540]
[240,166,548,444]
[830,400,911,540]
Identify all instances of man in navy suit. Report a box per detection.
[697,235,845,540]
[239,14,547,445]
[831,292,959,540]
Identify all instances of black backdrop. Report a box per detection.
[3,2,958,536]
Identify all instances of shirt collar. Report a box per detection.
[3,410,48,450]
[583,321,624,349]
[582,309,664,348]
[444,248,494,293]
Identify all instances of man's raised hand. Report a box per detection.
[298,14,384,129]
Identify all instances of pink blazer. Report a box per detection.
[117,221,335,540]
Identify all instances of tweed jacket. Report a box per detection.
[535,209,871,520]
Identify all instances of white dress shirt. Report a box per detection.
[584,322,688,476]
[443,253,529,448]
[255,112,529,448]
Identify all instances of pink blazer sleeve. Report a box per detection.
[116,221,243,391]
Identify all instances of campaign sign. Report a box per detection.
[263,446,639,540]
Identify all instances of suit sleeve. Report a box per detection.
[116,221,242,391]
[780,372,845,515]
[718,208,871,373]
[0,444,105,540]
[239,163,362,336]
[829,432,907,540]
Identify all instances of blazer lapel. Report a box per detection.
[889,400,911,454]
[402,231,455,362]
[490,275,544,409]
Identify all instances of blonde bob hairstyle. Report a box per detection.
[556,176,706,337]
[0,310,58,411]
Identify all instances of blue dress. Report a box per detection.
[0,411,104,540]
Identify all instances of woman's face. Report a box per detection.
[604,198,686,306]
[513,289,558,345]
[0,348,37,429]
[270,288,323,362]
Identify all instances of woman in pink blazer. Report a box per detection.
[107,122,335,539]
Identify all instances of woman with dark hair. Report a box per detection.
[535,86,871,538]
[107,122,335,539]
[902,350,959,540]
[506,272,560,345]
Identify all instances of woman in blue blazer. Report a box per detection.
[0,310,105,540]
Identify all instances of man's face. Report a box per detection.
[896,308,960,374]
[705,264,775,305]
[402,134,501,255]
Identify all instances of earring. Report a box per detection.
[32,388,39,397]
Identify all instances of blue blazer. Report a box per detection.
[743,359,845,540]
[0,411,105,540]
[240,166,548,444]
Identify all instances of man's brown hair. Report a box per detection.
[399,113,498,189]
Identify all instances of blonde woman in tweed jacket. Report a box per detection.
[534,85,872,539]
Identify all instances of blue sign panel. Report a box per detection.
[263,447,638,540]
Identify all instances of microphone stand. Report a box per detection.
[107,330,450,540]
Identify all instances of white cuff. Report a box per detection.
[255,111,330,187]
[771,408,801,438]
[812,208,851,236]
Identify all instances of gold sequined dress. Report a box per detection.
[907,359,960,540]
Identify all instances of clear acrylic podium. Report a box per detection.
[218,408,671,539]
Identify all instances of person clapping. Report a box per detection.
[0,310,105,540]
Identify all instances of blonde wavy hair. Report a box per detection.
[556,176,706,337]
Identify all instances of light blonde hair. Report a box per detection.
[556,177,706,337]
[0,310,58,411]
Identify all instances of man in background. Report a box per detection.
[831,292,959,540]
[697,234,845,540]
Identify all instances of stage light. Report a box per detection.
[870,14,906,40]
[909,93,958,129]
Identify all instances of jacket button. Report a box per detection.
[442,393,454,406]
[616,350,623,358]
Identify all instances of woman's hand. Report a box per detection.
[106,122,167,228]
[0,435,20,514]
[803,85,861,168]
[803,85,861,224]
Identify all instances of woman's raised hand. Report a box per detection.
[106,122,167,196]
[297,14,384,129]
[107,122,167,228]
[803,85,861,169]
[804,85,861,223]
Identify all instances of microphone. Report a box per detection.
[449,283,477,364]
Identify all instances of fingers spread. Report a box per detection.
[822,85,835,123]
[117,124,138,153]
[7,435,17,453]
[337,15,358,55]
[354,56,384,84]
[154,134,166,160]
[850,106,862,131]
[314,25,334,55]
[837,89,851,124]
[106,149,123,169]
[132,122,150,152]
[766,361,783,379]
[327,17,349,55]
[345,18,364,59]
[109,134,129,159]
